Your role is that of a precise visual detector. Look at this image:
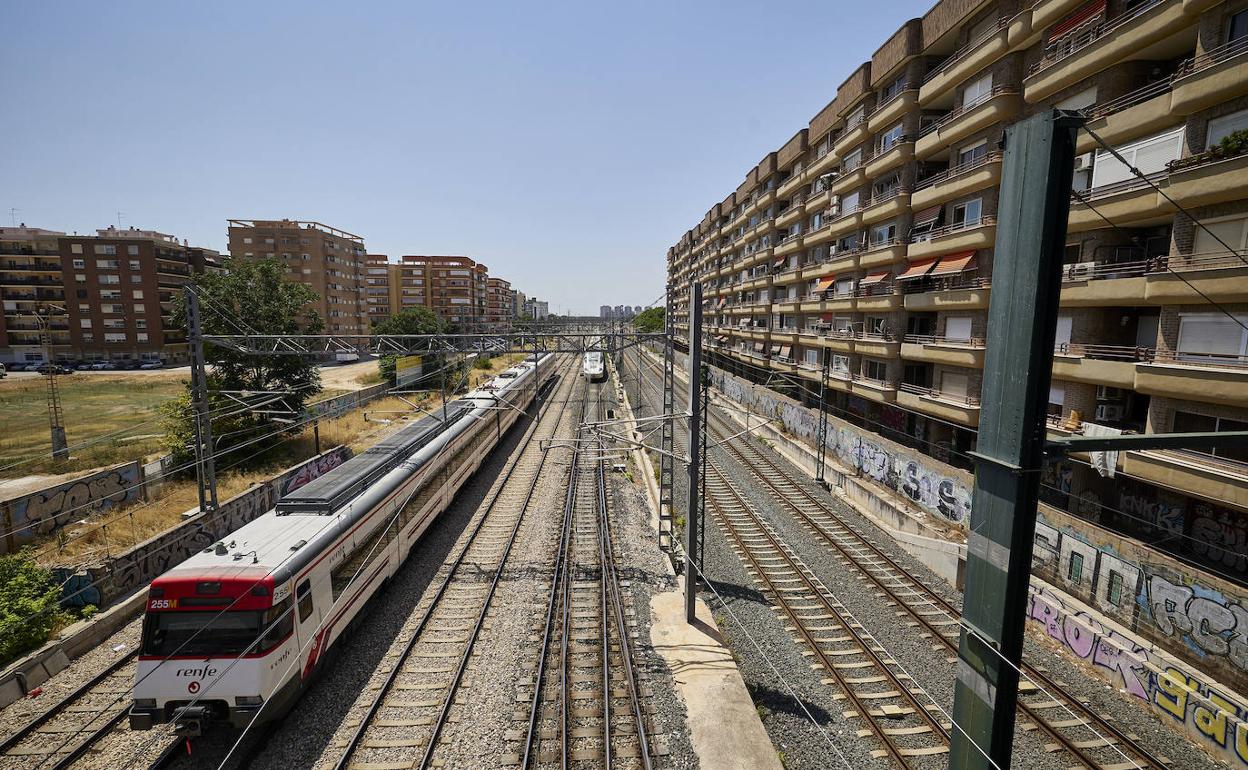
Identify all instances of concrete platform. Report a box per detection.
[650,583,783,770]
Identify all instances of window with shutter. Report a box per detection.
[962,72,994,107]
[1091,127,1184,189]
[1055,86,1098,112]
[1192,216,1248,256]
[1055,314,1073,349]
[841,191,860,212]
[941,371,969,398]
[945,316,973,341]
[1176,314,1248,361]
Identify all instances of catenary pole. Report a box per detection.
[684,282,703,623]
[949,109,1082,770]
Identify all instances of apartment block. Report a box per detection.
[226,219,368,335]
[486,277,515,331]
[665,0,1248,582]
[364,255,395,324]
[1,225,222,366]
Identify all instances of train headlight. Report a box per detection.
[134,699,157,709]
[234,695,264,707]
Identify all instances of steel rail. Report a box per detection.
[707,373,1169,770]
[332,354,578,770]
[704,459,952,767]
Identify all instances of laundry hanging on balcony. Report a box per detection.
[1081,422,1121,478]
[895,258,940,280]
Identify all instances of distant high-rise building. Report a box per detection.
[227,219,368,335]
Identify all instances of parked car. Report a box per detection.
[37,363,74,375]
[22,363,43,372]
[76,362,93,370]
[139,360,165,370]
[0,363,6,378]
[89,361,114,370]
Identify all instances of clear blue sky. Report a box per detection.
[3,0,931,315]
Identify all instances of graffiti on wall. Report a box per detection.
[1,463,143,554]
[1035,515,1248,688]
[277,446,349,497]
[1027,585,1248,767]
[707,368,972,524]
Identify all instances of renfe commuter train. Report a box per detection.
[130,354,557,735]
[582,351,605,383]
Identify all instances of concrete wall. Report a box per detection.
[694,354,1248,766]
[52,445,350,608]
[0,461,144,554]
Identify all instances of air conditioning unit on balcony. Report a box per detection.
[1073,152,1094,170]
[1094,404,1125,421]
[1096,385,1126,401]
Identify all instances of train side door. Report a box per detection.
[294,578,323,673]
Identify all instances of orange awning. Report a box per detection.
[717,298,726,308]
[896,258,940,280]
[929,251,977,276]
[813,276,836,292]
[779,345,792,358]
[859,271,890,285]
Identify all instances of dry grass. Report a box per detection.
[0,373,188,478]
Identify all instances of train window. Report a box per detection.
[297,580,314,622]
[258,598,295,651]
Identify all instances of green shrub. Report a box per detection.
[0,552,68,666]
[473,356,493,370]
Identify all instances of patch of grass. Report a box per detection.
[0,373,188,478]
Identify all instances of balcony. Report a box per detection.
[859,238,907,269]
[919,17,1012,107]
[901,334,986,368]
[1067,174,1172,232]
[850,373,897,403]
[831,162,869,197]
[804,189,833,215]
[827,205,863,237]
[803,249,860,280]
[1145,252,1248,304]
[867,88,919,133]
[1076,79,1175,154]
[777,202,805,228]
[864,137,914,179]
[807,146,840,179]
[916,88,1021,160]
[778,170,807,199]
[774,232,804,257]
[1024,0,1186,104]
[1051,343,1145,389]
[801,291,858,313]
[1170,36,1248,115]
[911,151,1003,210]
[855,331,901,358]
[832,117,870,160]
[1134,350,1248,407]
[897,383,981,426]
[1030,0,1092,31]
[907,215,997,260]
[1166,151,1248,210]
[0,276,62,287]
[902,276,991,311]
[1120,448,1248,512]
[860,188,911,226]
[854,282,903,312]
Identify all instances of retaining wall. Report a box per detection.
[1,462,144,554]
[673,352,1248,766]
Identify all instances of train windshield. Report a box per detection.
[141,599,293,657]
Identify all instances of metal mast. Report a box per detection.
[658,284,676,551]
[37,304,68,460]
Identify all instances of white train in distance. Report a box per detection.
[582,351,606,383]
[130,354,558,736]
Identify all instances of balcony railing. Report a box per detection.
[899,382,981,406]
[1028,0,1165,77]
[1084,77,1174,120]
[855,283,899,298]
[1153,349,1248,370]
[1072,170,1167,202]
[1175,34,1248,79]
[909,214,997,244]
[1055,342,1154,361]
[904,333,986,347]
[914,150,1003,191]
[874,133,913,156]
[900,275,989,294]
[923,16,1011,84]
[870,85,918,115]
[862,187,910,209]
[919,87,1018,138]
[0,277,61,286]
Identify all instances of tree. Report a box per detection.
[161,257,324,466]
[0,551,67,666]
[633,306,665,333]
[372,307,448,386]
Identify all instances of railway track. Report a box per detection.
[0,649,178,770]
[331,355,580,770]
[626,351,1172,770]
[512,378,655,770]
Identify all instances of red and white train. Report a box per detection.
[130,353,557,734]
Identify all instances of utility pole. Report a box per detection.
[684,282,703,623]
[658,284,676,551]
[36,304,68,460]
[186,286,219,514]
[949,109,1082,770]
[814,352,830,486]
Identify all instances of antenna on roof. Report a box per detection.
[116,211,125,228]
[8,208,18,227]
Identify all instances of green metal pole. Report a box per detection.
[949,110,1083,770]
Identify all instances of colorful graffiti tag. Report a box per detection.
[1,462,143,554]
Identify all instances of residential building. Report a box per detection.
[514,290,528,318]
[526,298,550,320]
[364,255,394,325]
[1,225,221,365]
[486,277,515,331]
[226,219,368,335]
[665,0,1248,582]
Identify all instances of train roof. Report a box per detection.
[152,356,550,590]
